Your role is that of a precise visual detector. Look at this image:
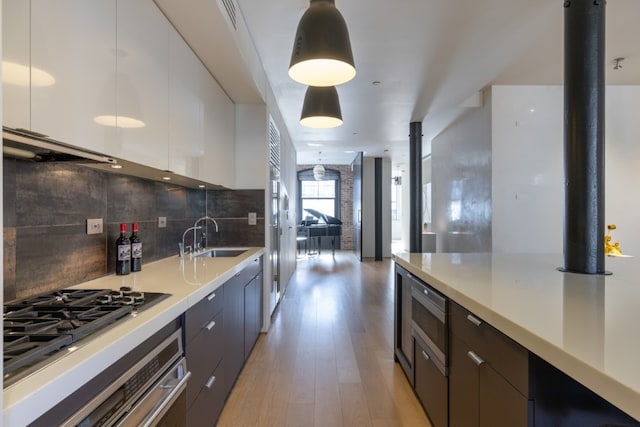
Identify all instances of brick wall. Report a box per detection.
[297,164,354,251]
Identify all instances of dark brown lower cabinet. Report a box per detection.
[187,361,226,427]
[186,255,264,426]
[449,333,478,427]
[414,338,448,427]
[449,302,530,427]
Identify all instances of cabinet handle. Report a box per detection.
[421,350,430,361]
[205,375,216,389]
[205,320,216,331]
[207,292,216,301]
[467,351,485,367]
[466,314,483,327]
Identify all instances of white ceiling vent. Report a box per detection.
[219,0,237,30]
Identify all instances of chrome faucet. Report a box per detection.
[179,226,202,257]
[193,216,219,251]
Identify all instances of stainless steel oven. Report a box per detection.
[30,320,189,427]
[64,329,189,427]
[411,280,448,372]
[411,277,449,427]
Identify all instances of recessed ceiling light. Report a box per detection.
[307,143,323,147]
[344,150,355,154]
[111,164,123,169]
[198,184,206,188]
[162,176,171,181]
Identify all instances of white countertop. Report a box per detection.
[393,252,640,421]
[3,247,265,427]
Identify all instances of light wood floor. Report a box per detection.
[217,251,431,427]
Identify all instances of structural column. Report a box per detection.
[375,157,383,261]
[563,0,606,274]
[409,122,422,252]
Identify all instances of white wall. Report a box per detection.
[431,90,492,253]
[492,85,640,256]
[362,157,392,258]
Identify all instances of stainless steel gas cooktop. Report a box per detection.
[3,288,170,388]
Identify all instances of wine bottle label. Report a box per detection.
[118,244,131,261]
[132,242,142,259]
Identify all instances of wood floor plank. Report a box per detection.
[217,252,429,426]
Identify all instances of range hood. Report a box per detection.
[2,127,117,164]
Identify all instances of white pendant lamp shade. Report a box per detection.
[289,0,355,87]
[313,164,325,180]
[300,86,343,128]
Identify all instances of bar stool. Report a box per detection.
[296,236,308,255]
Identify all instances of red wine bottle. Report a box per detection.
[130,223,142,272]
[116,223,131,275]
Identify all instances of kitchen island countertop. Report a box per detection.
[3,247,265,427]
[393,252,640,421]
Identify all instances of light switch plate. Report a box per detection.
[158,216,167,228]
[248,212,257,226]
[86,218,103,235]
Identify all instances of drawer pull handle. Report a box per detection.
[421,350,430,361]
[205,375,216,389]
[207,292,216,301]
[466,314,483,327]
[467,351,485,367]
[205,320,216,331]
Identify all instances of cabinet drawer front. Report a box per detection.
[185,285,224,344]
[187,361,226,427]
[235,256,262,286]
[414,339,448,427]
[186,311,224,408]
[479,364,529,427]
[451,302,529,395]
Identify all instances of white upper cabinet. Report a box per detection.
[30,0,117,154]
[168,28,235,186]
[2,0,32,130]
[115,0,169,171]
[168,29,204,178]
[199,61,235,188]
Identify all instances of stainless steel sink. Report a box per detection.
[194,248,248,258]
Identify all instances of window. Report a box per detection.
[301,180,336,219]
[298,168,340,222]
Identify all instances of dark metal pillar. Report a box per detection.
[375,157,383,261]
[562,0,606,274]
[409,122,423,252]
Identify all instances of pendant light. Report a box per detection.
[300,86,343,128]
[289,0,355,87]
[313,164,325,180]
[313,152,325,180]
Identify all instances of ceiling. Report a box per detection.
[156,0,640,170]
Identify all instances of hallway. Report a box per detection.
[217,252,430,427]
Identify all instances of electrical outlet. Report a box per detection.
[248,212,257,226]
[86,218,103,235]
[158,216,167,228]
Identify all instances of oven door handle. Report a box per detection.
[140,370,191,427]
[117,358,191,427]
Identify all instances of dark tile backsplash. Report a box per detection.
[3,158,265,301]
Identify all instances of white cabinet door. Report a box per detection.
[200,67,235,188]
[168,28,204,178]
[30,0,117,154]
[115,0,169,171]
[2,0,31,130]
